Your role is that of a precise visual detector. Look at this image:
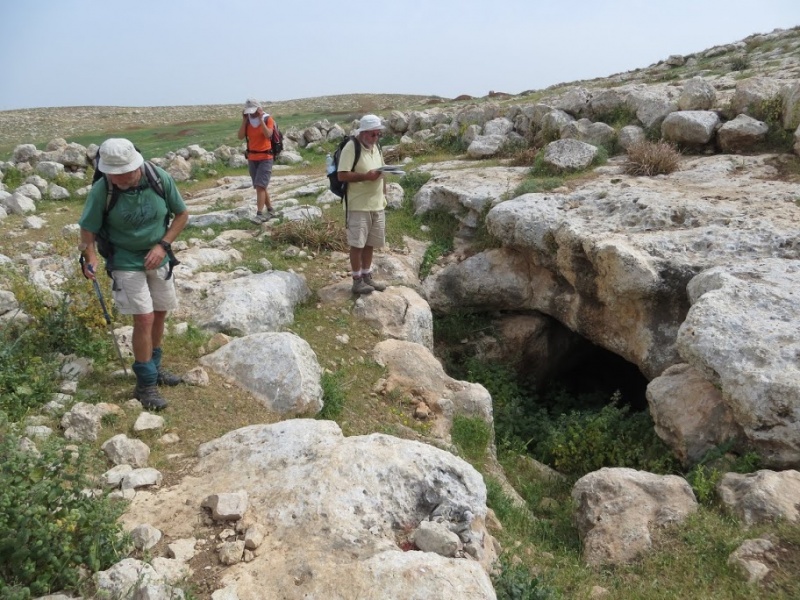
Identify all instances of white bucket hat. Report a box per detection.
[97,138,144,174]
[355,114,385,134]
[243,98,262,114]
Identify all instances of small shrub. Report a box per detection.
[7,263,110,361]
[497,137,531,160]
[434,311,494,346]
[624,140,681,176]
[756,95,795,152]
[0,435,129,598]
[0,166,24,190]
[686,464,721,505]
[729,54,751,72]
[270,214,347,253]
[686,443,762,506]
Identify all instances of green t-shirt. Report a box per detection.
[78,165,187,271]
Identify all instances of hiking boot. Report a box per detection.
[134,385,168,410]
[362,273,386,291]
[251,213,269,224]
[351,277,375,295]
[157,368,182,386]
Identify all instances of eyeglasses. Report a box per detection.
[366,131,382,138]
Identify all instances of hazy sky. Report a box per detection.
[0,0,797,111]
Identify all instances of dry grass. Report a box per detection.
[624,140,682,176]
[270,213,348,252]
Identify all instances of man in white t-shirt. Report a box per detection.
[336,114,388,295]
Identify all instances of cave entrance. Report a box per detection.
[435,310,650,412]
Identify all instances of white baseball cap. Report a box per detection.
[243,98,262,114]
[97,138,144,174]
[355,114,385,134]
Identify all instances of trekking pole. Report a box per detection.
[80,255,129,376]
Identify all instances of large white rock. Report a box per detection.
[200,331,323,416]
[717,469,800,525]
[195,270,310,336]
[572,468,697,566]
[121,420,498,600]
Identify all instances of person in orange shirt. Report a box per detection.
[237,98,276,222]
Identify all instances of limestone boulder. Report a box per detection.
[352,286,434,350]
[717,470,800,525]
[661,110,720,146]
[572,468,698,566]
[542,138,598,171]
[646,363,743,466]
[121,420,498,600]
[201,331,322,415]
[717,114,769,153]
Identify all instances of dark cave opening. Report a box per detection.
[548,340,650,412]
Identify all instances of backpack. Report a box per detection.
[270,117,284,157]
[327,136,361,199]
[95,161,179,279]
[245,114,283,158]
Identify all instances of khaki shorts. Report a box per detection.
[347,210,386,249]
[112,265,178,315]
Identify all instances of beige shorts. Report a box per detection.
[347,210,386,249]
[111,265,178,315]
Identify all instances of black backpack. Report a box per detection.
[245,114,283,158]
[94,161,179,279]
[328,136,361,200]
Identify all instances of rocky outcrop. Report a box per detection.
[422,153,800,466]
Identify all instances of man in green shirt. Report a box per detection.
[78,138,188,410]
[336,114,389,295]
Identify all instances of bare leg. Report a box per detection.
[361,245,374,272]
[349,246,364,274]
[151,310,167,349]
[132,312,156,363]
[256,186,266,213]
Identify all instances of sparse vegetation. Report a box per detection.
[624,140,682,176]
[3,27,800,597]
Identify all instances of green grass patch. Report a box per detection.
[451,415,492,464]
[318,370,346,420]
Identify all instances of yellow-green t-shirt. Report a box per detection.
[337,139,386,211]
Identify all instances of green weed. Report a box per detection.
[0,435,129,598]
[492,554,557,600]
